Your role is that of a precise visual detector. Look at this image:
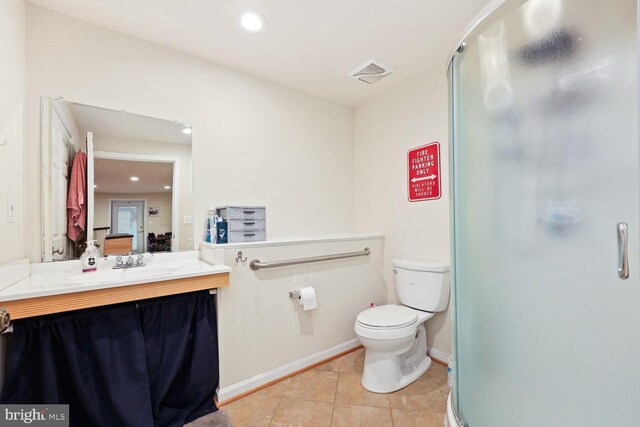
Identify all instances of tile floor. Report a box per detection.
[221,348,450,426]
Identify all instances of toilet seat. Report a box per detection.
[357,305,418,329]
[355,305,434,341]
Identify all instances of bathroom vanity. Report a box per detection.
[0,251,230,427]
[0,251,230,321]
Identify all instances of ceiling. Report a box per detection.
[94,159,173,194]
[65,101,192,145]
[29,0,490,106]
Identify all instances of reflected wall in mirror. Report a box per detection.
[40,97,193,261]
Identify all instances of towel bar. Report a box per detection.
[249,247,370,271]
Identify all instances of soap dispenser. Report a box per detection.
[80,240,99,272]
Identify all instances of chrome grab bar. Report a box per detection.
[250,247,371,271]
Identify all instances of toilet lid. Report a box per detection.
[357,305,418,329]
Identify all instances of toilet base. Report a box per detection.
[360,324,431,393]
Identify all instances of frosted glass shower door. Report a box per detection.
[450,0,640,425]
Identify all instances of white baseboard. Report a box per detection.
[217,338,360,403]
[428,346,451,364]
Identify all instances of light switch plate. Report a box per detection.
[7,197,16,223]
[183,215,193,224]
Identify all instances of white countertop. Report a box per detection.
[0,251,230,302]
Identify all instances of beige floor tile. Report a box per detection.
[339,349,365,373]
[438,383,451,399]
[335,372,390,409]
[269,399,333,427]
[430,375,451,398]
[440,387,451,402]
[255,378,292,399]
[391,370,448,398]
[282,370,339,402]
[331,403,393,427]
[425,361,447,380]
[387,369,447,414]
[388,386,446,414]
[391,409,445,427]
[313,357,342,372]
[223,393,280,427]
[225,355,451,426]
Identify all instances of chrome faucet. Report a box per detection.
[136,253,146,266]
[114,255,124,268]
[111,252,152,269]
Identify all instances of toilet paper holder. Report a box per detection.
[288,290,302,300]
[288,287,318,311]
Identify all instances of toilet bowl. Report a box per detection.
[355,304,434,393]
[354,259,449,393]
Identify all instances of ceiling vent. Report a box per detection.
[349,59,395,84]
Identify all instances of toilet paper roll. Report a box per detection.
[296,287,317,311]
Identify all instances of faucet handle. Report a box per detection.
[124,252,134,265]
[136,252,153,265]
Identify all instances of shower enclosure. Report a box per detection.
[448,0,639,425]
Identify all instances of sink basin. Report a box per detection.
[65,266,180,284]
[122,267,180,280]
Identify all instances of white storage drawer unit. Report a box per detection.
[227,219,266,232]
[228,230,266,243]
[219,206,266,220]
[217,206,266,243]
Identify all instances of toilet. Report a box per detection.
[354,259,450,393]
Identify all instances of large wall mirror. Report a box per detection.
[41,97,193,262]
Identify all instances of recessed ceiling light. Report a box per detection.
[164,185,171,190]
[130,176,139,181]
[237,11,265,32]
[182,127,192,135]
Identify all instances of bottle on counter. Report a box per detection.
[205,207,218,243]
[216,220,228,244]
[80,240,99,272]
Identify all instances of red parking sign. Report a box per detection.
[408,142,441,202]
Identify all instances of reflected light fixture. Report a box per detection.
[182,127,192,135]
[164,185,171,190]
[237,11,265,32]
[130,176,139,181]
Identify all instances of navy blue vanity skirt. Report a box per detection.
[0,291,219,427]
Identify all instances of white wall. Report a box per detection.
[204,235,385,401]
[353,68,452,358]
[25,5,355,262]
[0,0,26,265]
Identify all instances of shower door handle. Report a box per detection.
[617,222,629,279]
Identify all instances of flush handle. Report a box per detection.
[617,222,629,279]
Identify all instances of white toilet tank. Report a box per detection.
[393,259,450,312]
